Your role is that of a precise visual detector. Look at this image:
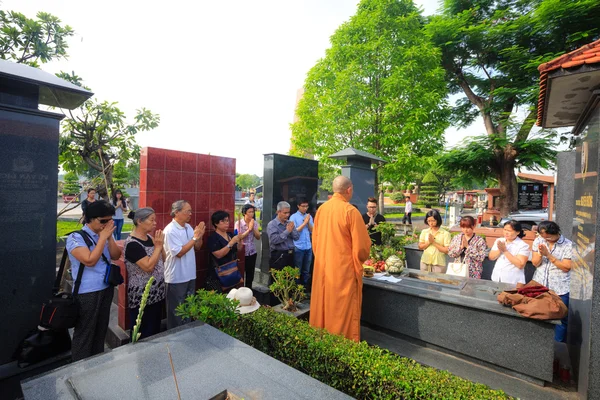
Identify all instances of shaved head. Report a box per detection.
[332,176,352,193]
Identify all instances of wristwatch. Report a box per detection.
[227,244,233,248]
[192,237,199,242]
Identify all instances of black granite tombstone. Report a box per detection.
[260,154,318,272]
[0,61,92,370]
[517,182,544,210]
[330,148,385,213]
[570,92,600,398]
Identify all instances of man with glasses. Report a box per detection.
[362,197,386,245]
[267,201,300,276]
[163,200,205,328]
[290,199,314,289]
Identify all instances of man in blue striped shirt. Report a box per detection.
[290,199,314,288]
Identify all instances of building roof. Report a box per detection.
[537,39,600,128]
[0,59,92,109]
[517,172,554,185]
[329,148,386,163]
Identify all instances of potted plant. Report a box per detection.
[269,266,307,318]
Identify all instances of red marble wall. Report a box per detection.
[117,147,239,330]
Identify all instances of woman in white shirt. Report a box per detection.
[489,220,530,284]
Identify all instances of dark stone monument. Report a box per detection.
[329,148,385,213]
[0,61,92,371]
[537,39,600,398]
[261,154,318,273]
[556,151,576,241]
[570,99,599,398]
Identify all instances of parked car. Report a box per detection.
[498,209,556,231]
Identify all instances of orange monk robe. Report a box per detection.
[309,193,371,342]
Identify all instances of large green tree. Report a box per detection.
[57,72,160,198]
[290,0,449,190]
[236,173,261,192]
[428,0,600,215]
[0,10,73,66]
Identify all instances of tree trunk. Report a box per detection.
[497,159,518,216]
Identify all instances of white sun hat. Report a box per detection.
[226,287,260,314]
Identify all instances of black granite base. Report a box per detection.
[361,275,556,383]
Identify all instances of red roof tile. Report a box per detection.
[536,39,600,127]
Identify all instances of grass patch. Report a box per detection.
[57,220,133,237]
[384,212,427,218]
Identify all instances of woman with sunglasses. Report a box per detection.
[66,201,122,361]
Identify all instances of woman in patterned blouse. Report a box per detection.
[234,204,261,289]
[124,208,166,339]
[532,221,573,342]
[447,216,487,279]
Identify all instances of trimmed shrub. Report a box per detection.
[420,172,439,208]
[179,290,510,399]
[235,308,510,400]
[63,172,80,195]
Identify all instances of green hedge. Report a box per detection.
[232,307,510,400]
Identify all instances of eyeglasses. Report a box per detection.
[367,206,377,209]
[181,210,193,214]
[97,218,112,224]
[220,219,230,224]
[299,205,309,208]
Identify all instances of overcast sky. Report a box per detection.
[7,0,481,176]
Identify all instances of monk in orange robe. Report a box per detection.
[309,176,371,342]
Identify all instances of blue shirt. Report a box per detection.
[66,225,111,294]
[290,210,313,250]
[267,217,300,252]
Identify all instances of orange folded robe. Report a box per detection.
[309,193,371,341]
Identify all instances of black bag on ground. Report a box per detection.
[39,232,86,330]
[15,328,71,368]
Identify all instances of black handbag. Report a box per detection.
[39,232,86,330]
[15,328,71,368]
[79,230,124,287]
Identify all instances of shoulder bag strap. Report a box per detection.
[72,230,98,296]
[54,229,86,292]
[53,248,70,293]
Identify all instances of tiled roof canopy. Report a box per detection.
[536,39,600,127]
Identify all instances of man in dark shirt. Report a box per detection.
[362,197,386,246]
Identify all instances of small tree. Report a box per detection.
[57,72,160,197]
[420,172,439,208]
[269,266,305,312]
[62,172,80,196]
[0,10,73,67]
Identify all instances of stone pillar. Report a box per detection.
[330,148,385,214]
[556,151,576,240]
[340,164,375,213]
[0,60,91,367]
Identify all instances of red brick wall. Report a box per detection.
[116,147,238,330]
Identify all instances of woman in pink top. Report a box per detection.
[235,204,261,289]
